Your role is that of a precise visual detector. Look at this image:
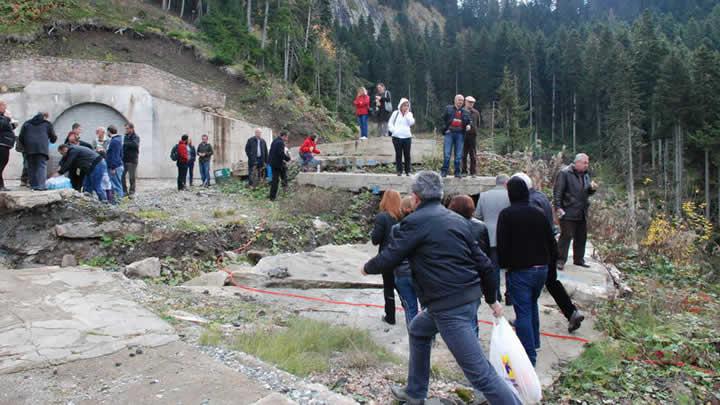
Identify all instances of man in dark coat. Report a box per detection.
[197,134,214,187]
[122,123,140,196]
[362,171,521,405]
[0,101,17,191]
[18,112,57,190]
[462,96,481,177]
[56,144,107,201]
[245,128,268,187]
[268,131,291,201]
[553,153,597,270]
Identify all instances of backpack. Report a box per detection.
[170,144,178,161]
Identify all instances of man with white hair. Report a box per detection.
[441,95,471,178]
[462,96,481,177]
[244,128,268,187]
[92,127,109,156]
[362,171,521,405]
[553,153,597,270]
[512,172,585,332]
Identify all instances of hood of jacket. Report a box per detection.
[507,177,529,204]
[29,113,46,125]
[397,98,410,111]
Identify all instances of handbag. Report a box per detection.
[388,111,399,137]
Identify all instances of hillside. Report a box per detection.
[0,0,353,143]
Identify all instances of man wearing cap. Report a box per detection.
[462,96,481,177]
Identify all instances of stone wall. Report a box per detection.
[0,58,225,109]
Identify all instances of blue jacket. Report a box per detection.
[364,199,497,311]
[106,135,124,170]
[442,105,471,134]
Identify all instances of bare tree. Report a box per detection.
[304,0,315,50]
[247,0,253,32]
[261,0,270,49]
[572,92,577,153]
[180,0,185,18]
[627,110,637,242]
[551,73,556,144]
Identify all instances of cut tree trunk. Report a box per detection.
[247,0,253,32]
[572,92,577,154]
[304,0,314,50]
[180,0,185,18]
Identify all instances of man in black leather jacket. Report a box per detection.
[553,153,597,269]
[362,171,520,405]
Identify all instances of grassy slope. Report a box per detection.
[0,0,353,143]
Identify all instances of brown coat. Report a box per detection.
[467,108,481,138]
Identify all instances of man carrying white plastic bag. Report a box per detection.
[490,316,543,404]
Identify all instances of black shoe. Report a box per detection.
[390,385,423,405]
[382,315,396,325]
[568,310,585,333]
[557,260,565,271]
[397,172,403,176]
[574,261,591,268]
[441,172,448,178]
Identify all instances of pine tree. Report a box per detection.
[497,66,526,153]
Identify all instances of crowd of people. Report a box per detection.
[363,154,596,404]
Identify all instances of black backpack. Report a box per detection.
[170,144,178,161]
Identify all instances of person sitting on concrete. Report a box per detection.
[171,135,191,191]
[388,98,415,177]
[106,125,124,203]
[441,94,471,178]
[474,174,510,304]
[0,100,17,192]
[553,153,598,270]
[197,134,214,187]
[56,144,107,202]
[92,127,110,157]
[18,112,58,191]
[513,172,585,333]
[497,177,556,366]
[268,131,291,201]
[370,189,404,326]
[393,195,420,326]
[462,96,481,177]
[122,123,140,197]
[245,128,268,187]
[362,171,520,405]
[299,134,321,172]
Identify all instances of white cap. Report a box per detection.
[466,96,476,103]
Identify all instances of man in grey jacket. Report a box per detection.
[474,174,510,304]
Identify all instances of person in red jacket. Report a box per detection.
[299,135,321,172]
[353,87,370,140]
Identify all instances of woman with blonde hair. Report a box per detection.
[393,195,420,325]
[353,87,370,140]
[370,189,403,325]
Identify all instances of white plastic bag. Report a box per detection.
[46,176,72,190]
[489,316,542,404]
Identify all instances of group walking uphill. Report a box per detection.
[360,157,597,404]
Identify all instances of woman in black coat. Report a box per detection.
[370,189,403,325]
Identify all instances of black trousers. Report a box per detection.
[392,137,411,174]
[545,262,577,320]
[177,163,188,190]
[69,170,85,192]
[461,135,477,175]
[0,146,9,189]
[269,165,287,200]
[381,270,396,323]
[558,219,588,264]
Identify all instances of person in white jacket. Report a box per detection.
[388,98,415,176]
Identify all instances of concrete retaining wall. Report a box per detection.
[296,172,495,195]
[0,58,225,109]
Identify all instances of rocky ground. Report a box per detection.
[0,165,614,404]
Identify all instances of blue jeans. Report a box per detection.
[187,160,195,185]
[406,301,522,404]
[83,160,108,202]
[357,114,369,138]
[301,153,319,169]
[395,275,419,326]
[199,161,211,185]
[109,166,124,202]
[508,266,548,366]
[27,154,47,190]
[441,131,464,175]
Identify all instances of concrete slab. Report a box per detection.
[290,137,439,162]
[0,189,78,212]
[296,172,496,195]
[0,341,270,405]
[0,266,177,374]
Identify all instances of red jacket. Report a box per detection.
[177,140,189,163]
[299,137,321,154]
[353,94,370,116]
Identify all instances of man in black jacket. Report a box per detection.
[245,128,269,187]
[268,131,291,201]
[513,173,585,333]
[497,177,556,366]
[122,123,140,197]
[553,153,597,270]
[56,144,107,201]
[0,101,17,191]
[18,112,57,190]
[362,171,520,405]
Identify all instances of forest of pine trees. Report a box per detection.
[156,0,720,224]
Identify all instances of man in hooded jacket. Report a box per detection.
[18,112,57,190]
